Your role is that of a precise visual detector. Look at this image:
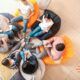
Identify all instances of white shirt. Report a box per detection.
[39,16,54,32]
[17,1,34,16]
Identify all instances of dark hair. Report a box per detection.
[22,55,38,74]
[44,13,51,19]
[40,9,56,22]
[9,53,15,59]
[2,58,10,66]
[56,43,65,51]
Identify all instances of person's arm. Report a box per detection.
[19,39,26,50]
[36,48,47,59]
[29,10,34,18]
[36,14,43,22]
[32,40,43,48]
[9,39,24,53]
[9,41,21,53]
[44,47,54,60]
[42,15,45,22]
[37,19,42,22]
[18,9,22,15]
[43,36,55,45]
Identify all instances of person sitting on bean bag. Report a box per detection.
[31,9,61,40]
[27,12,54,41]
[0,22,22,53]
[13,0,40,28]
[11,0,35,37]
[31,35,74,64]
[10,55,45,80]
[1,38,33,68]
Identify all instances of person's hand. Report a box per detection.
[13,49,20,54]
[43,40,52,47]
[37,19,42,22]
[21,39,25,44]
[19,9,23,16]
[22,32,26,38]
[43,40,49,45]
[21,39,26,43]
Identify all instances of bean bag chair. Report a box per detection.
[31,9,61,40]
[13,0,40,28]
[38,35,74,64]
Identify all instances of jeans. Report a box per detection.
[11,16,27,33]
[4,30,14,39]
[29,26,44,37]
[19,51,25,62]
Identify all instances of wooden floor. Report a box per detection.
[43,0,80,80]
[0,0,80,80]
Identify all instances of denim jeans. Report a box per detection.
[29,26,44,37]
[19,51,25,62]
[11,16,27,33]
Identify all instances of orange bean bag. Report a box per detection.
[13,0,40,28]
[38,35,74,64]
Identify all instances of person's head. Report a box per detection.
[22,55,38,74]
[44,13,51,20]
[20,0,29,5]
[2,55,17,68]
[1,58,15,67]
[56,43,65,51]
[43,9,54,21]
[2,58,10,66]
